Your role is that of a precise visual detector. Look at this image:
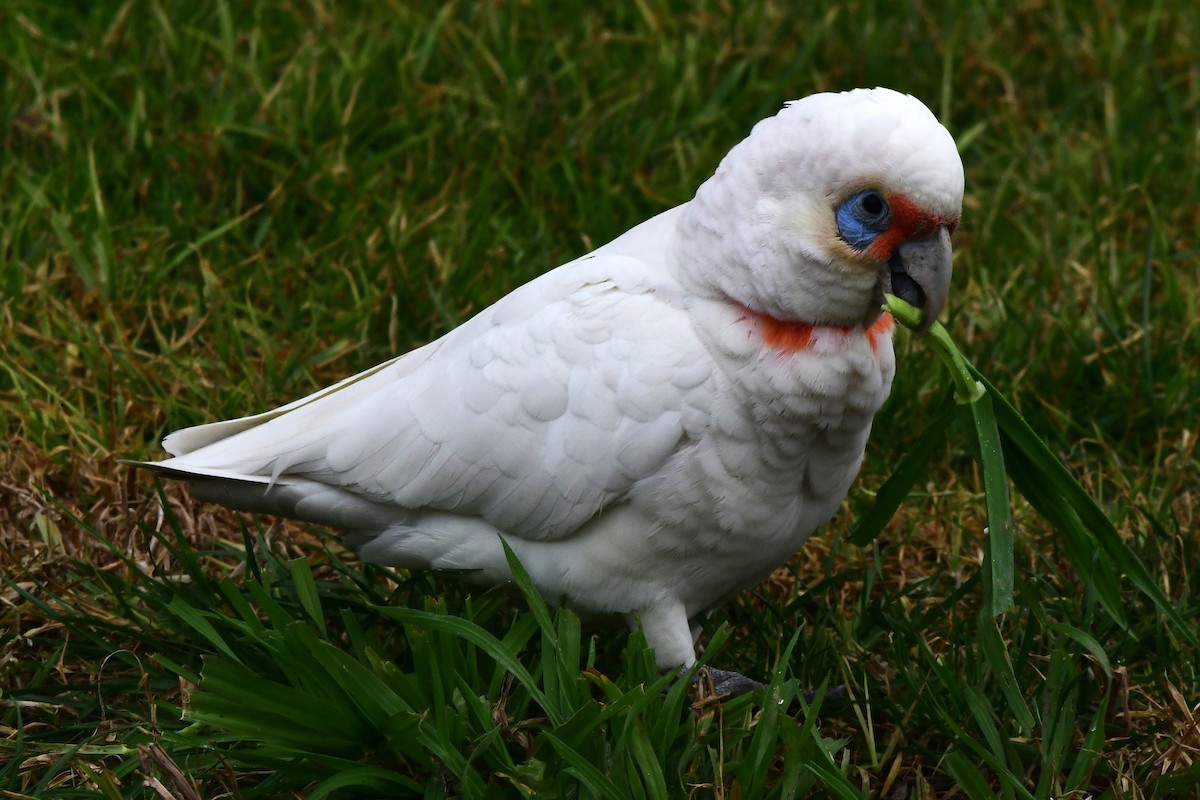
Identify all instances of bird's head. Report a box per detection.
[678,87,964,333]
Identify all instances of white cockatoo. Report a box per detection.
[134,88,964,693]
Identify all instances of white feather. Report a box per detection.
[132,88,965,669]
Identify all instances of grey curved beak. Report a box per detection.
[883,225,953,333]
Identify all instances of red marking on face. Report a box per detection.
[866,193,958,262]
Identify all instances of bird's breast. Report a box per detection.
[627,298,896,599]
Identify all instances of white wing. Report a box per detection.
[150,209,712,541]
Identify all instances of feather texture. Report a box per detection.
[132,88,965,670]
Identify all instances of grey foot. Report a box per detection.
[684,666,764,697]
[801,683,849,704]
[709,668,765,696]
[679,667,850,703]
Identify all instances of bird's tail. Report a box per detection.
[124,458,408,533]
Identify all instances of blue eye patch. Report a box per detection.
[835,190,892,250]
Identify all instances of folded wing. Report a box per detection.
[141,251,712,542]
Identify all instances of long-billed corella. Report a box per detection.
[131,87,964,694]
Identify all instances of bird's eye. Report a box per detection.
[835,189,892,250]
[858,191,886,219]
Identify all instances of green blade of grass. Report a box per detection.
[627,719,669,800]
[943,750,997,800]
[849,391,955,547]
[886,296,1012,615]
[543,731,627,797]
[186,656,373,754]
[1005,444,1128,625]
[1046,621,1113,679]
[165,596,241,664]
[289,557,327,638]
[306,766,423,800]
[377,605,561,724]
[888,293,1196,647]
[977,615,1036,736]
[975,367,1198,648]
[966,391,1015,616]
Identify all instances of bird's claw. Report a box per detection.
[681,666,851,705]
[680,665,763,698]
[705,667,765,697]
[801,682,849,704]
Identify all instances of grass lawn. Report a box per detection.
[3,1,1199,797]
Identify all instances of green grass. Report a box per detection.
[3,0,1199,796]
